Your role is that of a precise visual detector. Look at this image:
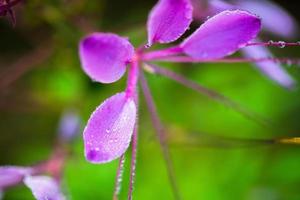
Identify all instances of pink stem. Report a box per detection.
[140,71,182,200]
[145,56,300,65]
[113,154,126,200]
[125,59,139,99]
[247,41,300,47]
[142,46,183,61]
[127,80,139,200]
[144,63,269,127]
[127,125,138,200]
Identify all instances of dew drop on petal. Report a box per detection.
[83,92,137,163]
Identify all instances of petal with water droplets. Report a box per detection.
[147,0,193,46]
[181,10,261,59]
[24,176,65,200]
[0,166,32,189]
[83,92,136,163]
[242,44,295,89]
[79,33,134,83]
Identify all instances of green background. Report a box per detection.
[0,0,300,199]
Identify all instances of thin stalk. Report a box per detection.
[113,154,126,200]
[247,41,300,47]
[142,46,182,61]
[0,42,52,91]
[126,59,139,99]
[127,72,139,200]
[143,56,300,65]
[144,63,269,127]
[127,126,138,200]
[140,71,182,200]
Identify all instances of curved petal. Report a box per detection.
[83,92,136,163]
[235,0,297,38]
[181,10,261,59]
[242,43,295,89]
[147,0,193,46]
[24,176,65,200]
[0,166,32,189]
[79,33,134,83]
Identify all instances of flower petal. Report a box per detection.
[181,10,261,59]
[79,33,134,83]
[0,166,32,189]
[235,0,297,38]
[242,44,295,89]
[83,92,136,163]
[24,176,65,200]
[147,0,193,46]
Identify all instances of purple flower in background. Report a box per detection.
[78,0,294,198]
[192,0,299,88]
[0,160,66,200]
[0,0,22,26]
[0,110,80,200]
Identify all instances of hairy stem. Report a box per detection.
[144,63,269,127]
[140,71,182,200]
[247,41,300,47]
[143,56,300,65]
[127,125,138,200]
[113,154,126,200]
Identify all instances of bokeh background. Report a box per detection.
[1,0,300,199]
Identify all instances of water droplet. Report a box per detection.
[106,129,110,133]
[206,16,210,20]
[268,40,274,45]
[278,41,286,48]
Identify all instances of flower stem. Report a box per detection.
[145,56,300,65]
[142,46,182,61]
[247,41,300,47]
[113,154,126,200]
[144,63,270,127]
[127,125,138,200]
[125,59,139,99]
[140,71,182,200]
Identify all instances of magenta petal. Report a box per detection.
[235,0,297,38]
[79,33,134,83]
[181,10,261,59]
[242,44,295,88]
[24,176,65,200]
[0,166,32,189]
[83,92,136,163]
[147,0,193,46]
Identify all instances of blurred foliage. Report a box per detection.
[0,0,300,199]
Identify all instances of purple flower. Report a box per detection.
[78,0,270,198]
[0,0,22,26]
[58,109,81,143]
[0,110,78,199]
[0,166,65,200]
[79,5,260,164]
[192,0,298,88]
